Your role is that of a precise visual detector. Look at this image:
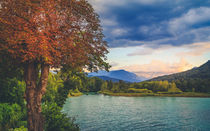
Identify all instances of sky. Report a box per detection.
[88,0,210,78]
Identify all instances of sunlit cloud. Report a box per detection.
[176,42,210,56]
[127,46,154,56]
[127,42,210,57]
[109,61,119,68]
[121,58,193,78]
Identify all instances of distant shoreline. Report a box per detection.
[99,92,210,98]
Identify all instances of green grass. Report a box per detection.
[155,92,210,97]
[128,88,153,93]
[99,91,210,97]
[100,91,155,97]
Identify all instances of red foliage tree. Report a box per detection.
[0,0,109,130]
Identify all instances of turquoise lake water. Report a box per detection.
[63,94,210,131]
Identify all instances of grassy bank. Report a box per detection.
[68,92,83,97]
[68,89,83,97]
[156,92,210,97]
[99,91,210,97]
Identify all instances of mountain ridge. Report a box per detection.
[150,60,210,81]
[149,60,210,92]
[88,69,147,82]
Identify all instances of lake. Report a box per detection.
[63,94,210,131]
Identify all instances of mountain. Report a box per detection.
[149,60,210,92]
[150,60,210,81]
[88,70,147,82]
[95,76,122,82]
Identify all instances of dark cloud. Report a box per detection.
[90,0,210,48]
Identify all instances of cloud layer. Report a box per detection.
[88,0,210,48]
[88,0,210,78]
[128,42,210,57]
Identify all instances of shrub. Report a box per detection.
[168,83,182,94]
[42,102,79,131]
[128,88,153,93]
[10,126,28,131]
[0,103,26,130]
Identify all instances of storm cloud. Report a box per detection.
[88,0,210,48]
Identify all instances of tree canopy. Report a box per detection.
[0,0,109,70]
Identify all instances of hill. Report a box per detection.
[95,76,123,82]
[150,60,210,92]
[88,70,147,83]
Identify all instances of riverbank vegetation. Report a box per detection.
[83,77,210,97]
[99,91,210,97]
[1,68,210,130]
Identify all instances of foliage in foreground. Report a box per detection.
[42,102,79,131]
[0,103,26,130]
[0,78,25,108]
[0,70,81,131]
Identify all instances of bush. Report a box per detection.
[0,78,25,107]
[68,88,83,97]
[9,126,28,131]
[42,102,79,131]
[0,103,26,130]
[168,83,182,94]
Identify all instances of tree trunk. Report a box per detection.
[24,63,49,131]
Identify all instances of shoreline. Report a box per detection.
[99,92,210,98]
[68,92,83,97]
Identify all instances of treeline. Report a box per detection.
[82,77,210,93]
[74,75,209,94]
[82,77,182,94]
[171,79,210,92]
[85,75,210,94]
[149,78,210,93]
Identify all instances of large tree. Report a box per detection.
[0,0,109,130]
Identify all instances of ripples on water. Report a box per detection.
[62,94,210,131]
